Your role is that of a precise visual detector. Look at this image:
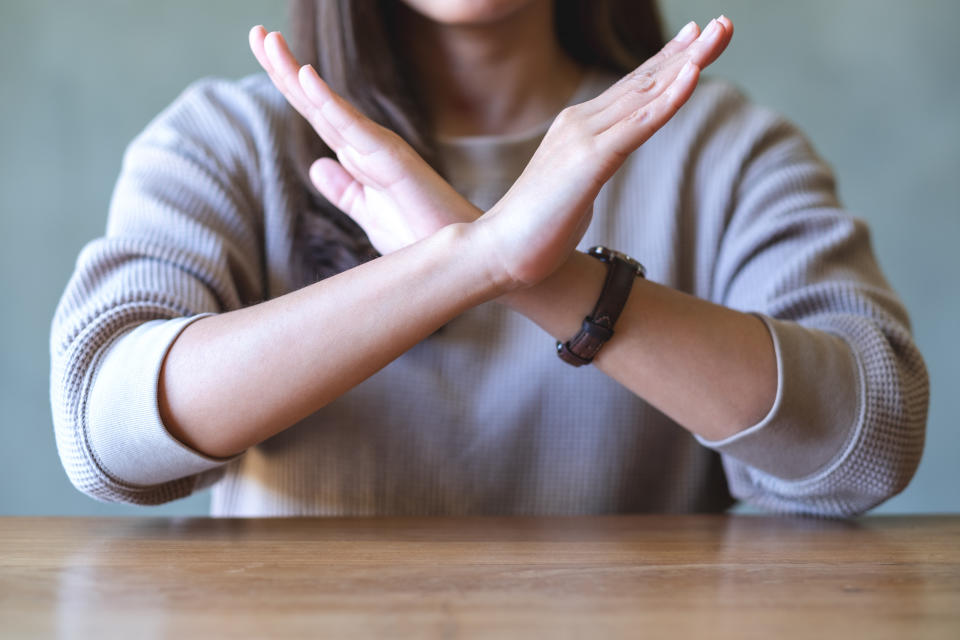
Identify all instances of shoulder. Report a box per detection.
[585,69,834,205]
[124,73,294,177]
[672,76,782,132]
[585,68,818,164]
[586,67,773,121]
[113,73,305,218]
[662,77,828,182]
[141,72,289,138]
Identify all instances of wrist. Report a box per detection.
[495,250,607,340]
[460,218,530,297]
[444,221,516,300]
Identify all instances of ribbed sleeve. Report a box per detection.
[49,78,275,503]
[85,315,238,486]
[695,95,929,516]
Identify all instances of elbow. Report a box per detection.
[57,453,126,506]
[871,338,929,509]
[837,315,930,517]
[51,402,201,507]
[835,446,923,518]
[729,314,931,520]
[51,312,218,507]
[50,345,172,508]
[836,353,929,518]
[50,408,137,506]
[50,334,122,505]
[54,427,199,507]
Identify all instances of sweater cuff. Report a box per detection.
[695,314,865,480]
[85,314,240,487]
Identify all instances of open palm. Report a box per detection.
[249,27,480,255]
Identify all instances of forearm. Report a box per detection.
[159,222,505,458]
[499,251,777,441]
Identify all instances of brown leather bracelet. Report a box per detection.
[556,246,645,367]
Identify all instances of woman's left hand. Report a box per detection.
[249,26,481,255]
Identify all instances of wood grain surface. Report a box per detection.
[1,515,958,639]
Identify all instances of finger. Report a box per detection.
[251,26,343,151]
[249,27,312,116]
[660,18,731,82]
[248,25,270,69]
[702,15,734,67]
[249,26,284,93]
[654,19,730,87]
[263,31,317,116]
[298,64,387,156]
[647,21,701,66]
[309,157,366,221]
[681,16,733,69]
[336,145,393,190]
[590,18,727,131]
[585,21,700,115]
[597,60,700,159]
[255,30,348,151]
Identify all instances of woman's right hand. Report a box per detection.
[250,26,482,255]
[475,16,733,288]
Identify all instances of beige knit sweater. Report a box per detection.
[50,69,929,516]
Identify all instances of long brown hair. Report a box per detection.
[286,0,665,286]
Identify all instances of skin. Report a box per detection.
[158,6,776,459]
[395,0,585,137]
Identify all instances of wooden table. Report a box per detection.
[1,516,958,639]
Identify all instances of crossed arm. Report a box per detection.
[158,17,777,459]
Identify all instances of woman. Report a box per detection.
[50,0,928,516]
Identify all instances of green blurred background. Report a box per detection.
[1,1,957,516]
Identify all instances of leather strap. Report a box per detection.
[556,248,643,367]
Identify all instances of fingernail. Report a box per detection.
[300,64,318,82]
[674,21,697,44]
[698,19,720,42]
[299,65,321,97]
